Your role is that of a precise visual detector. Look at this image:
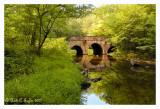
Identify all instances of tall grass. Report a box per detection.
[5,38,84,104]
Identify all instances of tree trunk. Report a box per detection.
[31,27,37,46]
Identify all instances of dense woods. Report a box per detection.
[4,4,155,104]
[66,4,156,58]
[5,4,155,59]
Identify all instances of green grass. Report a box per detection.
[5,38,84,104]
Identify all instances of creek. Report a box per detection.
[73,55,155,105]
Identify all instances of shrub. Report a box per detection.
[5,42,34,81]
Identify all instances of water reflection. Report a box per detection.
[82,93,109,105]
[73,55,110,72]
[73,55,155,105]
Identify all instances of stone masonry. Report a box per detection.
[68,36,111,55]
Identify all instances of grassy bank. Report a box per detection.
[5,38,84,104]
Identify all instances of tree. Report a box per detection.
[64,18,85,37]
[80,4,156,58]
[5,4,94,55]
[4,4,94,80]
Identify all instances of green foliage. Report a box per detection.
[42,38,71,56]
[65,18,85,37]
[88,49,93,56]
[5,44,34,81]
[4,5,36,80]
[4,4,94,104]
[79,4,155,58]
[5,4,94,54]
[5,38,84,104]
[70,50,77,56]
[81,14,103,36]
[4,4,156,105]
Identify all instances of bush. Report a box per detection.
[5,42,34,81]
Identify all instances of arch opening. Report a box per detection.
[108,46,116,53]
[89,43,103,55]
[71,45,83,56]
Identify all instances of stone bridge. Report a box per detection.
[68,36,111,55]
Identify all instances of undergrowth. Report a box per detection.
[5,38,84,104]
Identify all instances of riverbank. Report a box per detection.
[108,53,156,65]
[5,38,84,104]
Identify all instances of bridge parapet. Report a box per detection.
[68,36,108,41]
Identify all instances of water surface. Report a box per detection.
[73,55,156,105]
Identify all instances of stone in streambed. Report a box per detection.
[90,78,102,82]
[80,70,88,75]
[81,83,91,89]
[131,60,140,66]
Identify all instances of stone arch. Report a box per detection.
[88,43,103,55]
[68,36,111,55]
[71,45,83,56]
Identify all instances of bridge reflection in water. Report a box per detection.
[73,55,110,72]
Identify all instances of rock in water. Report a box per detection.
[145,66,150,68]
[80,70,88,75]
[131,60,140,66]
[90,78,102,82]
[131,66,139,72]
[81,83,91,89]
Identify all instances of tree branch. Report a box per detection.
[48,9,63,32]
[38,9,63,51]
[45,4,62,30]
